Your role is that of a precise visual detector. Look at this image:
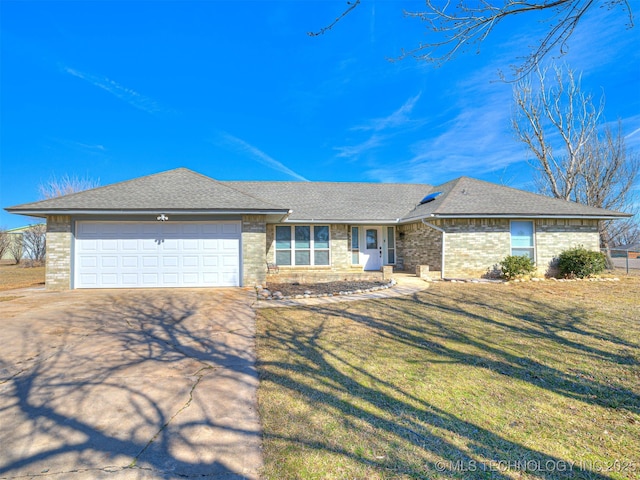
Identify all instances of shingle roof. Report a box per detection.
[6,168,287,213]
[5,168,631,221]
[401,177,629,220]
[224,181,429,222]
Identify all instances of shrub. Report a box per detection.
[499,255,536,280]
[557,246,606,278]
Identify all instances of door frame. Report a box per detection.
[361,226,383,271]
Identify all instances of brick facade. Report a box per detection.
[45,215,72,290]
[395,218,601,279]
[535,219,600,276]
[264,223,373,283]
[397,222,442,273]
[242,215,267,286]
[41,214,604,289]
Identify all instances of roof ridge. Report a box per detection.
[430,177,464,214]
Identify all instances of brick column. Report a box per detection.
[242,215,267,286]
[45,215,72,290]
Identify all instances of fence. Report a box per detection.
[606,249,640,274]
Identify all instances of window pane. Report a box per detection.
[295,226,310,249]
[366,229,378,249]
[388,250,395,264]
[351,227,359,249]
[314,250,329,265]
[387,227,395,248]
[352,251,359,264]
[511,221,534,247]
[275,226,291,249]
[512,248,534,260]
[314,226,329,249]
[276,250,291,265]
[295,250,310,265]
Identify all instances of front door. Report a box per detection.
[362,227,382,271]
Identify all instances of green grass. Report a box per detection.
[256,276,640,479]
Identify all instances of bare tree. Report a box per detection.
[0,227,11,260]
[23,225,47,263]
[513,65,603,200]
[39,174,100,199]
[311,1,634,77]
[7,234,24,264]
[513,63,639,249]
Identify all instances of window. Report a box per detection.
[387,227,395,264]
[511,221,534,260]
[366,229,378,249]
[275,225,330,266]
[351,226,359,264]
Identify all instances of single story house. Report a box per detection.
[5,168,631,290]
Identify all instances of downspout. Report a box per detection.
[421,219,445,280]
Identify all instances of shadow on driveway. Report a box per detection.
[0,288,262,479]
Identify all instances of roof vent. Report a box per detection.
[419,191,442,205]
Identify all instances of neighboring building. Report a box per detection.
[4,168,631,290]
[613,243,640,259]
[0,224,45,262]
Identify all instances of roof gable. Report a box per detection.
[6,168,287,213]
[401,177,629,220]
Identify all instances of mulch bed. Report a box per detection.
[266,280,388,297]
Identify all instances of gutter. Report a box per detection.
[421,219,446,280]
[426,214,631,220]
[4,209,292,217]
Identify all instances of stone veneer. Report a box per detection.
[242,215,267,286]
[45,215,72,290]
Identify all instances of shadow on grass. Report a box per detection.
[257,283,639,479]
[0,290,259,478]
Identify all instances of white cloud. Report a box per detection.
[354,93,422,132]
[63,67,163,114]
[335,93,422,159]
[218,132,309,181]
[335,134,384,158]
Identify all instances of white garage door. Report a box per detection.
[74,221,241,288]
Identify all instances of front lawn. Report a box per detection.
[256,277,640,479]
[0,262,45,291]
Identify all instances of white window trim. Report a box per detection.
[385,226,396,265]
[351,226,360,265]
[274,225,331,266]
[509,220,536,262]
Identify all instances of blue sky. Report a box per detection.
[1,1,639,229]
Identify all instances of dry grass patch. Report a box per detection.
[256,275,640,479]
[0,263,45,291]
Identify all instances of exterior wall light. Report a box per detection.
[156,214,169,221]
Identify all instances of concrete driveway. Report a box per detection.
[0,287,263,479]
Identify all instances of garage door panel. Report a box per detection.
[75,221,241,288]
[122,256,138,268]
[122,273,139,285]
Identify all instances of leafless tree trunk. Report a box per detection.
[7,234,24,264]
[39,174,100,199]
[513,63,639,251]
[0,228,11,260]
[23,225,47,263]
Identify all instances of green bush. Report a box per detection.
[499,255,536,280]
[557,246,606,278]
